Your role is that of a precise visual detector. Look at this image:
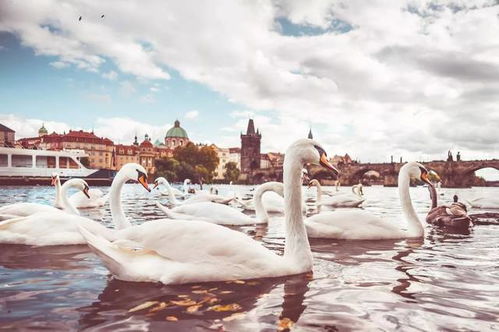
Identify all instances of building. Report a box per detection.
[0,123,15,147]
[114,144,139,171]
[212,145,242,180]
[165,120,189,149]
[240,119,261,174]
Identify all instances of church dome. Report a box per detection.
[165,120,188,138]
[38,123,48,136]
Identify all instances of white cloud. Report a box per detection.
[1,0,498,161]
[85,93,112,104]
[102,70,117,80]
[49,61,69,69]
[140,93,155,103]
[184,110,199,120]
[0,114,72,138]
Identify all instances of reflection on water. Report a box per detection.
[1,184,499,330]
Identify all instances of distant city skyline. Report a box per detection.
[1,1,498,180]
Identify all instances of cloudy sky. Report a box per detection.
[0,0,498,176]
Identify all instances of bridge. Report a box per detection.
[246,159,499,188]
[323,159,499,188]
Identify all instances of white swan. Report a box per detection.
[309,179,364,208]
[466,197,499,209]
[262,162,433,240]
[183,178,191,195]
[0,163,151,246]
[154,177,184,197]
[77,138,339,284]
[69,186,108,209]
[157,179,233,206]
[0,175,86,219]
[305,162,433,239]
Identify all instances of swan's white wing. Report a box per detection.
[80,219,289,284]
[305,210,405,240]
[0,202,60,218]
[171,202,257,225]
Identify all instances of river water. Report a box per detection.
[0,184,498,331]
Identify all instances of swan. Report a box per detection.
[183,178,192,195]
[156,181,284,225]
[0,175,86,219]
[308,179,364,208]
[466,197,499,209]
[77,138,339,284]
[0,163,151,246]
[156,179,233,206]
[154,177,184,197]
[303,162,434,239]
[69,187,108,209]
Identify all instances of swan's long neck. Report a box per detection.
[166,183,179,205]
[283,154,312,269]
[254,182,283,223]
[60,180,80,216]
[428,184,437,209]
[54,177,63,209]
[314,182,322,207]
[398,168,424,238]
[183,180,189,194]
[109,172,132,230]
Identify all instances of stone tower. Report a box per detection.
[240,119,261,173]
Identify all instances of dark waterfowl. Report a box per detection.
[426,186,471,229]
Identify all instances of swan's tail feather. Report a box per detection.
[155,202,177,218]
[78,225,128,277]
[213,197,234,205]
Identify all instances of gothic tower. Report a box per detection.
[240,119,261,173]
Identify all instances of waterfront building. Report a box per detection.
[0,123,15,147]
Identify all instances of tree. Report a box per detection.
[223,162,240,183]
[155,158,180,181]
[173,143,219,182]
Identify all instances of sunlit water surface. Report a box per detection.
[1,184,498,331]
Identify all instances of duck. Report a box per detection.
[308,179,364,208]
[77,138,339,284]
[0,174,84,220]
[0,163,151,246]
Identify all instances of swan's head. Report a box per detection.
[308,179,320,188]
[184,179,191,184]
[69,179,91,198]
[50,172,60,186]
[153,177,167,189]
[287,139,339,176]
[120,163,151,192]
[404,162,437,187]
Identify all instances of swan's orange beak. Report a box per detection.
[82,185,91,199]
[139,175,151,192]
[319,153,339,177]
[420,171,434,187]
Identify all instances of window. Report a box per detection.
[59,157,69,168]
[12,155,32,167]
[36,156,56,168]
[68,158,78,169]
[0,154,7,167]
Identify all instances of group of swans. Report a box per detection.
[0,165,151,245]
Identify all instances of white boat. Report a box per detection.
[0,147,99,178]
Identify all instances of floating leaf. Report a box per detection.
[277,317,294,331]
[192,290,208,294]
[208,303,242,312]
[178,294,189,298]
[128,301,159,313]
[165,316,178,322]
[223,312,246,321]
[219,291,233,295]
[191,285,202,289]
[209,287,218,292]
[149,302,168,313]
[233,280,245,284]
[171,299,197,306]
[199,296,219,305]
[186,304,202,313]
[247,281,259,286]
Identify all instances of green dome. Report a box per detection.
[165,120,188,138]
[38,124,48,135]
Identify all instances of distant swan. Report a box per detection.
[308,179,364,208]
[78,138,339,284]
[156,178,233,206]
[0,175,86,219]
[426,188,471,228]
[154,177,184,197]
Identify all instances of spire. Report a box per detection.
[308,128,313,139]
[246,119,255,135]
[174,119,180,127]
